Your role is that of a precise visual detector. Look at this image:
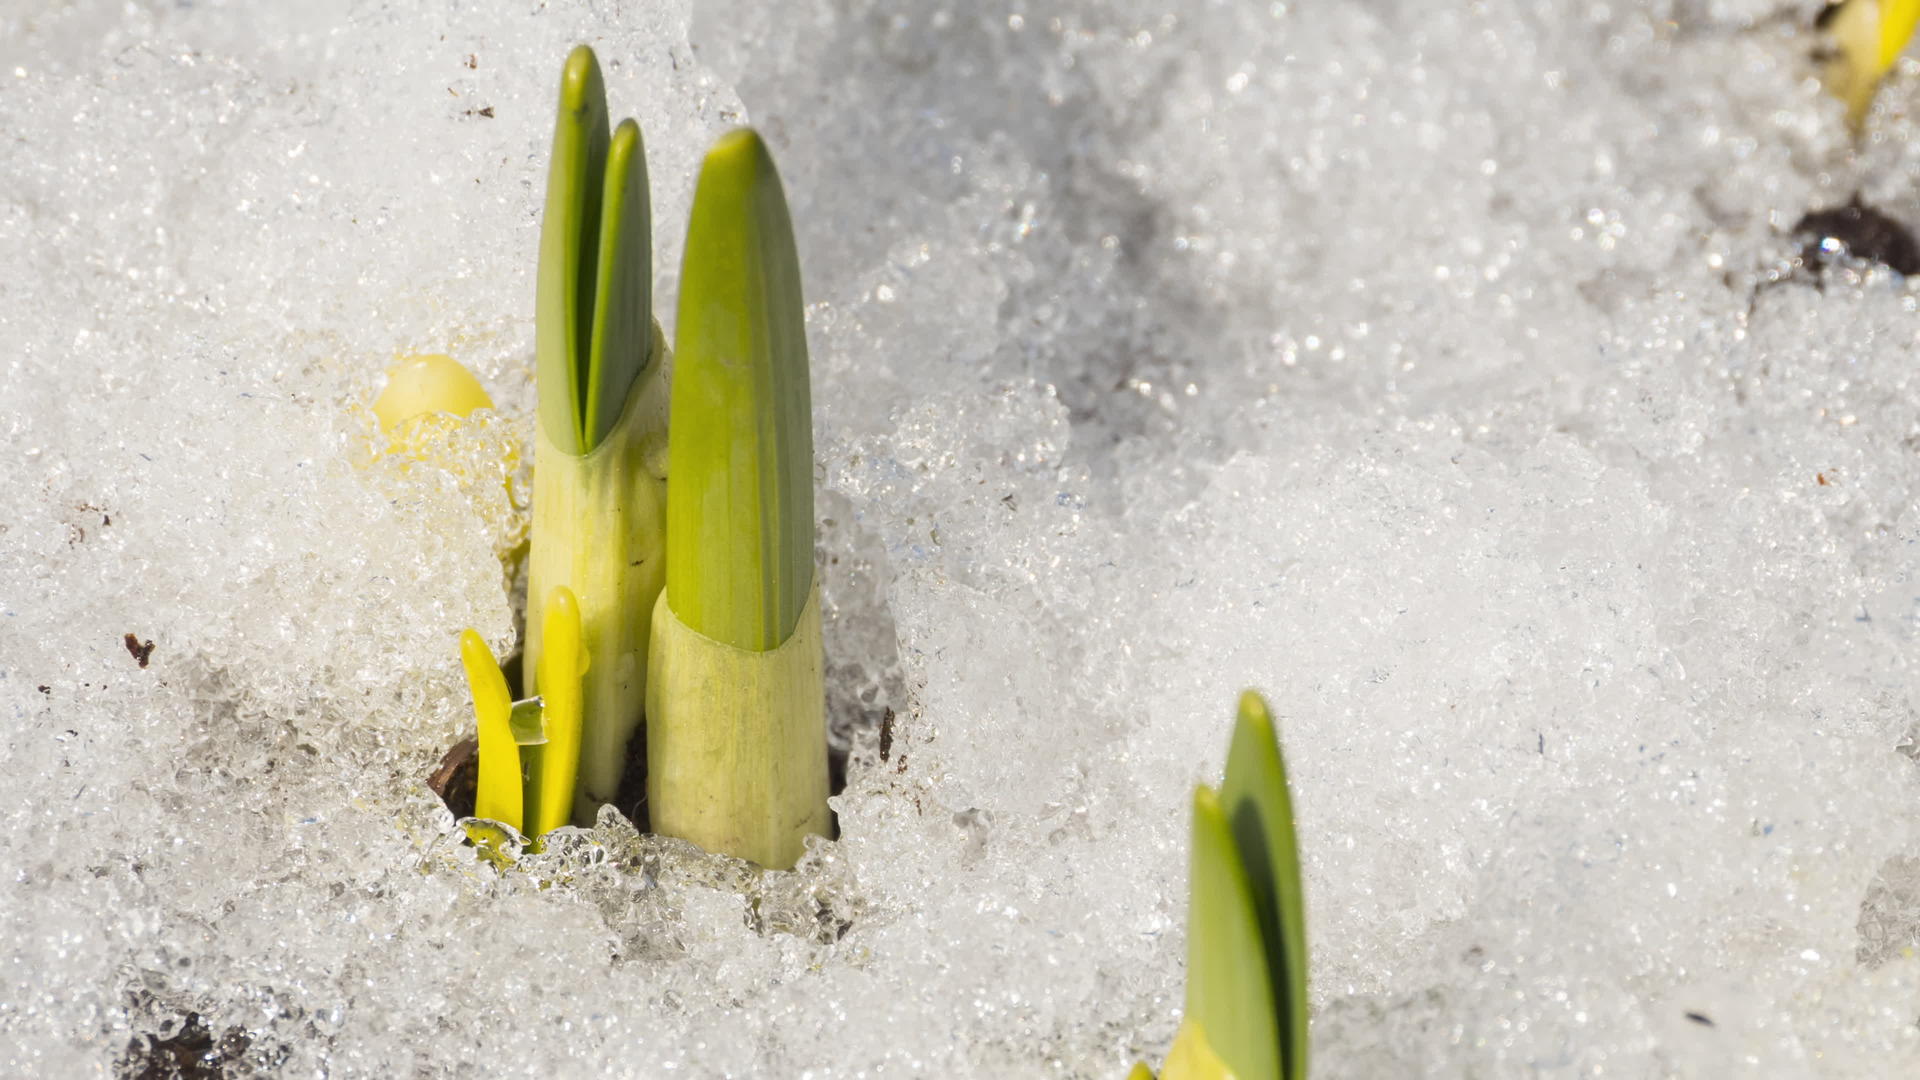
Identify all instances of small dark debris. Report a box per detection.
[879,707,896,761]
[37,685,49,695]
[1537,732,1544,755]
[123,634,154,668]
[465,54,478,69]
[1817,472,1830,486]
[102,513,111,526]
[1001,493,1018,511]
[463,106,495,119]
[1793,197,1920,276]
[1684,1010,1715,1028]
[119,1010,252,1080]
[827,742,848,829]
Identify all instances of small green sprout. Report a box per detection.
[645,129,830,871]
[457,584,586,845]
[1136,692,1309,1080]
[1823,0,1920,130]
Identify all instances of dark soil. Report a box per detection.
[611,721,650,831]
[1793,197,1920,276]
[118,1010,251,1080]
[426,736,478,820]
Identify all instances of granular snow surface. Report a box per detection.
[6,0,1920,1076]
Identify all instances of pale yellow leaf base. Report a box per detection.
[527,322,670,825]
[645,584,830,870]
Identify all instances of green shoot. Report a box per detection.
[646,128,829,869]
[1221,691,1310,1080]
[1185,786,1282,1080]
[527,44,669,825]
[1148,691,1311,1080]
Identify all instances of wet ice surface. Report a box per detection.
[6,0,1920,1075]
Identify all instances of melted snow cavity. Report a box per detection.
[5,0,1920,1076]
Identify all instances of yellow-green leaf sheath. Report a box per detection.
[1161,1019,1237,1080]
[527,586,587,838]
[666,128,813,652]
[1186,786,1281,1080]
[1126,1062,1159,1080]
[645,584,830,869]
[526,322,669,824]
[1220,692,1309,1080]
[459,628,521,835]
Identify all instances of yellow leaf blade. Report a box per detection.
[459,629,521,834]
[531,586,587,838]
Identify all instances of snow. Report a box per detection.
[6,0,1920,1075]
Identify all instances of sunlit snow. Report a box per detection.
[6,1,1920,1076]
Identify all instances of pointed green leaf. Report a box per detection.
[536,45,653,454]
[536,45,608,454]
[1220,691,1309,1080]
[458,630,521,835]
[582,118,652,447]
[1187,785,1282,1080]
[666,128,814,652]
